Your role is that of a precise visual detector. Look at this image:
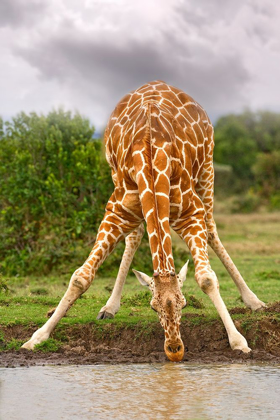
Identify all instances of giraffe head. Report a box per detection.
[133,261,188,362]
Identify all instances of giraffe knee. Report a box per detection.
[198,272,218,294]
[70,270,89,293]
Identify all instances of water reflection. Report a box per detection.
[1,363,280,419]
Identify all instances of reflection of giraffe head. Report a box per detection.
[133,261,188,362]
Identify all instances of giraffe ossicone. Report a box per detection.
[22,81,265,360]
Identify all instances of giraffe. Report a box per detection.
[22,81,265,361]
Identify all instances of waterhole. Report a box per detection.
[0,363,279,419]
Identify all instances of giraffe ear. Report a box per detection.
[178,261,189,285]
[132,269,152,287]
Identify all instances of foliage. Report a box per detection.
[215,110,280,156]
[0,274,10,294]
[214,110,280,208]
[213,163,233,197]
[231,189,262,214]
[0,110,113,275]
[214,117,257,186]
[34,338,62,352]
[5,338,24,351]
[253,151,280,208]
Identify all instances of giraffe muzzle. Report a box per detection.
[167,344,182,353]
[164,339,185,362]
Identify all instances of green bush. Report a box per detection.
[270,194,280,210]
[0,274,10,294]
[231,189,262,214]
[253,151,280,208]
[214,110,280,194]
[213,163,233,196]
[0,110,113,275]
[214,117,257,190]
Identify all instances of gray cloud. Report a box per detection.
[1,0,280,129]
[0,0,47,28]
[15,10,250,123]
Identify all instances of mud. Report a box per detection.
[1,304,280,368]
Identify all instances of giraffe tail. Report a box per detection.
[132,103,174,274]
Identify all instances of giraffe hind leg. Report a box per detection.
[208,229,266,310]
[97,223,145,319]
[196,153,265,310]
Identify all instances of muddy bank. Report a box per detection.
[1,304,280,367]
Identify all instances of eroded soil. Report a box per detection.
[1,303,280,367]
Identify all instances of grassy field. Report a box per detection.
[0,211,280,351]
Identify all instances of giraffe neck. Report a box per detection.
[132,103,175,275]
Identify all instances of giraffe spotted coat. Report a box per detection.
[22,81,265,361]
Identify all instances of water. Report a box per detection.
[0,363,280,420]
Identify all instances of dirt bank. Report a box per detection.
[1,303,280,367]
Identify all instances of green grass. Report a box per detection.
[34,338,62,352]
[0,212,280,331]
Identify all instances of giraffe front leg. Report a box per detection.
[22,208,139,350]
[197,271,251,352]
[21,271,89,350]
[175,213,251,353]
[97,223,145,319]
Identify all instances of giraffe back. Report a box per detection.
[105,80,214,187]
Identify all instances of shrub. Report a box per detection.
[0,110,113,275]
[0,274,10,294]
[253,151,280,208]
[231,190,262,214]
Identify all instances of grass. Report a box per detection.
[0,212,280,338]
[34,339,62,352]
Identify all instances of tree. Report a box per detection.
[214,110,280,193]
[253,151,280,207]
[214,116,257,188]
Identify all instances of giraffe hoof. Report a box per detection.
[21,341,35,350]
[254,303,267,312]
[97,311,115,320]
[231,344,251,354]
[230,331,251,353]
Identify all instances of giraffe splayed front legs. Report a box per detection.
[22,81,264,359]
[22,202,140,350]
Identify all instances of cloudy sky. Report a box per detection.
[1,0,280,132]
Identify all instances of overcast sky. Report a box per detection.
[1,0,280,132]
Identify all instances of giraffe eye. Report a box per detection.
[151,305,157,312]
